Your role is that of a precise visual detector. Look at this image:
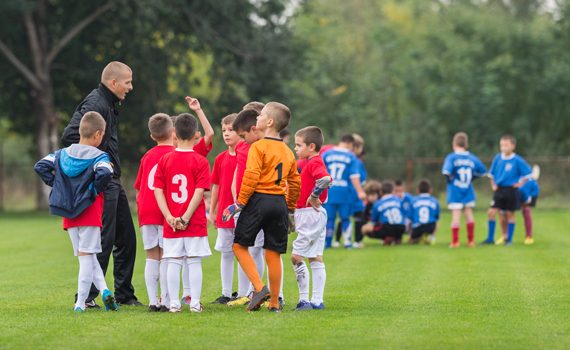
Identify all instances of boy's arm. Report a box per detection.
[93,155,114,194]
[350,176,366,200]
[34,154,56,187]
[210,184,219,225]
[306,175,332,210]
[286,160,301,211]
[236,145,263,207]
[185,96,214,147]
[231,168,238,200]
[514,158,533,188]
[154,188,176,229]
[180,188,205,224]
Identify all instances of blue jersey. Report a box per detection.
[442,151,487,204]
[371,195,405,225]
[351,158,367,213]
[322,148,360,204]
[489,153,532,187]
[519,179,539,203]
[411,194,440,227]
[399,192,414,221]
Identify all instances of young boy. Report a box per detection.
[498,176,540,245]
[362,181,406,245]
[442,132,487,248]
[209,113,241,304]
[154,113,212,312]
[394,180,414,235]
[409,179,440,245]
[34,111,118,312]
[134,113,175,312]
[223,102,301,312]
[291,126,332,311]
[322,134,366,248]
[482,135,532,246]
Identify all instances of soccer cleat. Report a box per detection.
[247,286,270,311]
[190,303,204,313]
[311,302,325,310]
[279,297,285,308]
[85,300,101,309]
[480,239,495,245]
[169,306,182,313]
[227,296,250,307]
[159,305,169,312]
[495,236,505,245]
[343,242,353,249]
[467,241,475,248]
[524,237,534,245]
[74,306,85,313]
[295,300,313,311]
[117,298,143,306]
[210,295,231,305]
[331,241,341,248]
[449,242,460,248]
[148,305,160,312]
[504,240,513,246]
[181,295,192,306]
[353,242,364,249]
[268,307,281,313]
[102,289,119,311]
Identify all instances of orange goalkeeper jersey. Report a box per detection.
[237,137,301,210]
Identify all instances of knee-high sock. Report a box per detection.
[279,256,284,299]
[294,261,309,302]
[182,258,191,297]
[507,222,516,242]
[187,257,203,309]
[467,222,475,243]
[159,258,169,306]
[145,258,160,306]
[91,254,108,292]
[76,255,94,309]
[451,225,460,244]
[487,220,496,242]
[265,250,282,309]
[523,206,533,237]
[341,220,352,244]
[167,259,183,309]
[310,261,326,305]
[247,246,265,294]
[237,264,250,297]
[220,251,234,298]
[233,243,264,292]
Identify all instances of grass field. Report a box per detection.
[1,209,570,349]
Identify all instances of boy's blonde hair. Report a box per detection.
[79,111,106,138]
[242,101,265,113]
[148,113,173,141]
[501,134,516,145]
[265,101,291,132]
[453,132,469,149]
[221,113,238,126]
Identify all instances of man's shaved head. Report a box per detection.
[101,61,132,82]
[100,61,133,100]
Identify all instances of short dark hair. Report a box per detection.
[453,132,468,148]
[418,179,431,194]
[382,181,394,195]
[148,113,173,141]
[394,179,404,187]
[264,102,291,132]
[221,113,237,126]
[242,101,265,113]
[233,109,258,132]
[364,180,382,197]
[174,113,198,141]
[295,126,324,151]
[340,134,355,144]
[501,134,516,145]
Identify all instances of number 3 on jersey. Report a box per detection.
[171,174,188,203]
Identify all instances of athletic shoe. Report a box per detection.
[102,289,119,311]
[159,305,169,312]
[85,300,101,309]
[231,292,238,300]
[495,236,505,245]
[279,297,285,308]
[449,242,460,248]
[353,242,364,249]
[331,241,341,248]
[480,239,495,245]
[117,298,143,307]
[190,303,204,313]
[504,240,513,246]
[74,306,85,313]
[311,302,325,310]
[227,296,250,307]
[148,305,160,312]
[467,241,475,248]
[268,307,281,313]
[169,306,182,313]
[524,237,534,245]
[210,295,231,305]
[247,286,270,311]
[295,301,313,311]
[343,242,353,249]
[181,295,192,306]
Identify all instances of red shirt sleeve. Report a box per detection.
[193,138,213,157]
[154,156,166,190]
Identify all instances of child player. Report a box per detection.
[154,113,212,312]
[409,179,440,245]
[34,112,119,312]
[223,102,301,312]
[362,181,406,245]
[291,126,332,311]
[482,135,532,246]
[442,132,487,248]
[394,180,414,236]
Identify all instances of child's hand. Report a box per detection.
[185,96,202,111]
[166,215,177,231]
[357,190,366,201]
[174,217,189,231]
[222,203,244,222]
[306,195,322,211]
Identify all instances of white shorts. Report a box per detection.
[163,236,212,259]
[448,202,475,210]
[215,228,235,253]
[292,207,327,258]
[141,225,164,250]
[68,226,102,256]
[234,213,264,248]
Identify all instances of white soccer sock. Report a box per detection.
[76,255,94,309]
[310,261,326,305]
[221,252,234,298]
[182,258,191,297]
[294,261,310,302]
[91,254,108,292]
[187,257,203,309]
[159,258,169,306]
[145,258,160,306]
[167,259,183,309]
[342,222,353,244]
[237,264,250,297]
[247,246,265,295]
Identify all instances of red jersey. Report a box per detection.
[235,140,250,195]
[154,149,211,238]
[296,155,330,209]
[211,150,238,228]
[63,194,104,229]
[134,144,175,226]
[194,138,212,157]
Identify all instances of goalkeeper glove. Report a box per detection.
[222,203,244,222]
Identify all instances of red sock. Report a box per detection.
[467,222,475,243]
[452,226,459,244]
[522,206,533,237]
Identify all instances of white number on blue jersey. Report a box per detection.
[329,163,346,181]
[457,167,472,186]
[419,207,430,224]
[171,174,188,203]
[385,208,402,225]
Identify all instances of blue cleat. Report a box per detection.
[102,289,119,311]
[480,239,495,245]
[504,240,513,246]
[311,302,325,310]
[74,306,85,313]
[295,300,313,311]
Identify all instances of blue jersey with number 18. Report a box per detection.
[442,151,487,205]
[371,195,404,225]
[322,148,360,204]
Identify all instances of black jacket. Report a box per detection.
[61,83,123,177]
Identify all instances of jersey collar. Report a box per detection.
[501,153,516,160]
[175,148,195,152]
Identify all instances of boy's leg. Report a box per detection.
[353,211,365,245]
[464,207,475,245]
[182,258,191,300]
[506,211,516,244]
[167,259,183,310]
[144,240,161,307]
[309,257,326,308]
[187,257,203,311]
[265,249,282,309]
[522,205,533,238]
[237,264,250,298]
[76,254,94,310]
[484,208,498,244]
[323,202,337,248]
[233,243,264,292]
[498,211,508,243]
[159,257,169,306]
[450,209,461,247]
[339,204,353,247]
[291,255,310,303]
[91,254,109,292]
[220,251,234,299]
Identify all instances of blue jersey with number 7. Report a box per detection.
[322,148,360,204]
[442,151,487,205]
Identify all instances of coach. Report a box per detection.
[62,61,141,307]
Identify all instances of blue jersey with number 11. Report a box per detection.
[442,151,486,204]
[322,148,360,204]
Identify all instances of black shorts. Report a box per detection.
[411,223,436,240]
[491,187,519,212]
[369,224,406,241]
[234,192,289,254]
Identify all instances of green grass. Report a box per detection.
[1,209,570,349]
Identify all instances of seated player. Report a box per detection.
[409,179,440,245]
[362,181,406,245]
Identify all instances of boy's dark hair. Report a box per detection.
[453,132,469,148]
[279,128,290,139]
[394,179,404,187]
[364,180,382,197]
[501,134,516,145]
[242,101,265,113]
[418,179,431,194]
[79,111,106,138]
[221,113,237,126]
[382,181,394,196]
[174,113,198,141]
[265,101,291,132]
[340,134,355,144]
[296,126,324,151]
[233,109,258,132]
[148,113,173,141]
